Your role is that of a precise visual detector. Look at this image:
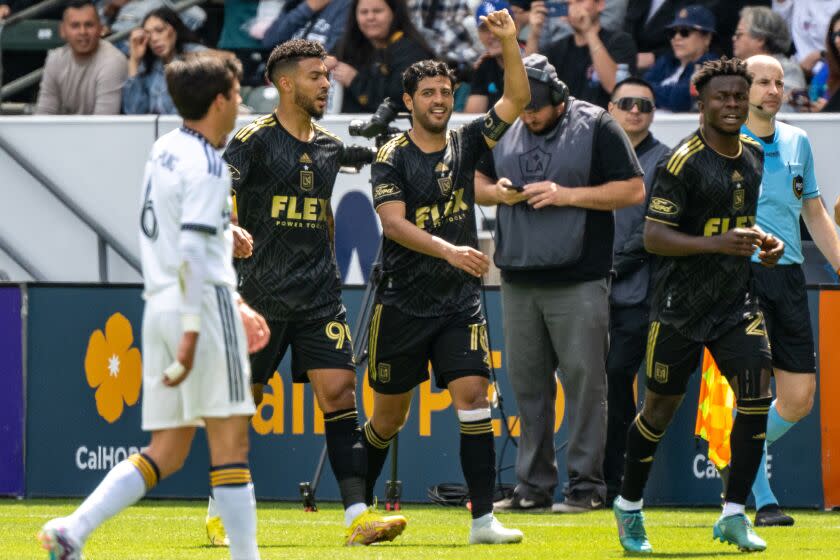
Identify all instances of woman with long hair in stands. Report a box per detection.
[819,9,840,112]
[123,6,206,114]
[327,0,434,113]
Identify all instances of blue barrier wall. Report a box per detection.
[21,284,824,507]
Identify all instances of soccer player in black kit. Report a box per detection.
[365,9,530,545]
[612,58,784,554]
[205,39,407,547]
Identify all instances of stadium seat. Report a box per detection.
[0,19,64,51]
[245,85,279,115]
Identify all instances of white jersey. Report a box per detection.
[139,126,236,307]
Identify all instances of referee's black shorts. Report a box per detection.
[752,263,816,373]
[367,303,491,395]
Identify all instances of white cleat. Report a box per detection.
[468,515,524,545]
[38,518,82,560]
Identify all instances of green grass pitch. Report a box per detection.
[2,499,839,559]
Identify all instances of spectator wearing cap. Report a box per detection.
[773,0,840,76]
[464,0,518,113]
[643,5,716,112]
[526,0,629,54]
[537,0,637,109]
[474,53,644,514]
[35,0,127,115]
[261,0,351,53]
[405,0,481,77]
[624,0,719,71]
[733,6,805,110]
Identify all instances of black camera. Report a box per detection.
[348,98,403,139]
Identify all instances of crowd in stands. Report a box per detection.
[2,0,840,115]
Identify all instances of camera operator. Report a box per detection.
[475,54,644,513]
[206,39,406,547]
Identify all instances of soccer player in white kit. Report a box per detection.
[38,53,270,560]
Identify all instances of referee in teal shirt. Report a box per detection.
[741,55,840,527]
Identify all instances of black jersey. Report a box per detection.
[646,130,765,341]
[371,117,491,317]
[224,113,345,321]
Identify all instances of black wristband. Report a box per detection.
[482,107,512,142]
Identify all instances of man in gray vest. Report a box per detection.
[475,53,644,512]
[602,77,670,505]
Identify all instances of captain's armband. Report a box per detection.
[481,108,512,142]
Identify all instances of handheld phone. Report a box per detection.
[546,0,568,18]
[502,183,524,192]
[789,88,811,111]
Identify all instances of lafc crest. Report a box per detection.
[732,170,744,211]
[300,152,314,192]
[435,161,452,196]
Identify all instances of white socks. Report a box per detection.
[66,459,148,544]
[213,484,260,560]
[614,496,644,512]
[722,502,746,518]
[344,503,368,527]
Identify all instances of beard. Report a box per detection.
[295,90,325,119]
[413,108,451,134]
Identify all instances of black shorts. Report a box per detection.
[752,263,816,373]
[368,303,491,395]
[249,310,355,385]
[644,316,772,398]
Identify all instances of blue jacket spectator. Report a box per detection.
[123,7,206,115]
[643,5,715,112]
[261,0,351,52]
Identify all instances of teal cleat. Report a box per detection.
[613,502,652,554]
[713,513,767,552]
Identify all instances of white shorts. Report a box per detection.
[141,285,255,431]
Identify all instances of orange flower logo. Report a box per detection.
[84,313,142,423]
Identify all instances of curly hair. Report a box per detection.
[692,56,752,99]
[402,60,456,97]
[264,39,327,85]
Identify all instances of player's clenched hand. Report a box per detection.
[714,227,761,257]
[481,9,517,40]
[758,233,784,267]
[496,178,528,206]
[232,225,253,258]
[163,332,198,387]
[238,300,270,353]
[445,245,490,277]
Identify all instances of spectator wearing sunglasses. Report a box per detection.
[603,76,670,505]
[643,5,716,112]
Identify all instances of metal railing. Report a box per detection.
[0,0,205,100]
[0,134,141,281]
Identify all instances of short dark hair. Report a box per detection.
[402,60,456,97]
[165,53,242,120]
[64,1,97,18]
[611,77,655,99]
[692,56,752,99]
[264,39,326,86]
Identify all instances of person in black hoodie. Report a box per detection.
[328,0,434,113]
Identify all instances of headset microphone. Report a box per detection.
[750,103,765,111]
